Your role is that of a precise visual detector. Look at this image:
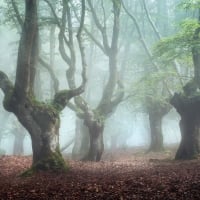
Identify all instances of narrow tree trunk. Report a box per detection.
[148,113,164,152]
[147,101,171,152]
[83,120,104,162]
[72,119,89,160]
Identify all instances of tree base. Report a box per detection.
[21,151,68,177]
[147,146,165,153]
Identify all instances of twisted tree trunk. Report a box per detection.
[0,0,83,173]
[171,93,200,159]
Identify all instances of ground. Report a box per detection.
[1,147,200,199]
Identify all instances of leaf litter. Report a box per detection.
[0,148,200,199]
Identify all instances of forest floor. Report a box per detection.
[1,146,200,199]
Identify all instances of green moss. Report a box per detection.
[53,90,71,111]
[20,150,69,177]
[28,95,61,129]
[94,110,105,125]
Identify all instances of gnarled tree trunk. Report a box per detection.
[4,93,67,172]
[171,93,200,159]
[170,24,200,160]
[0,0,80,173]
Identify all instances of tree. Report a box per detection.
[46,0,124,161]
[155,0,200,159]
[0,0,85,173]
[122,0,175,152]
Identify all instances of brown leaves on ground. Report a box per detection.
[0,148,200,199]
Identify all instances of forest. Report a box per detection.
[0,0,200,199]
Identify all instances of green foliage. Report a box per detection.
[178,0,200,10]
[21,150,68,177]
[154,19,200,63]
[128,69,175,112]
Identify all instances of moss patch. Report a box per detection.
[21,151,69,177]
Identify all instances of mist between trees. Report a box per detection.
[0,0,199,172]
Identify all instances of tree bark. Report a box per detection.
[8,95,67,172]
[0,0,74,173]
[148,112,164,152]
[72,119,89,160]
[83,119,104,162]
[147,99,171,152]
[175,115,200,159]
[171,93,200,159]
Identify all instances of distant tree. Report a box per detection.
[0,0,86,173]
[73,0,124,161]
[46,0,124,161]
[122,0,176,152]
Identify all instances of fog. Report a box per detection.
[0,0,183,158]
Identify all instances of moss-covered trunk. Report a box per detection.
[0,0,75,173]
[7,96,68,172]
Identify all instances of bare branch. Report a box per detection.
[142,0,184,87]
[11,0,23,28]
[142,0,161,40]
[76,0,87,93]
[38,57,59,93]
[70,2,106,54]
[87,0,110,54]
[122,1,173,97]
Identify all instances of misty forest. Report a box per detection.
[1,0,200,199]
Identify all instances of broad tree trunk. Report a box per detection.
[171,93,200,159]
[175,116,200,159]
[0,0,78,174]
[11,99,67,172]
